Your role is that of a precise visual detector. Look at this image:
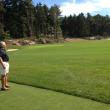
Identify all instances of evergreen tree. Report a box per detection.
[61,13,110,38]
[4,0,35,38]
[0,0,5,35]
[49,5,62,38]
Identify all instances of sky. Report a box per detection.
[33,0,110,16]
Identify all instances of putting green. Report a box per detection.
[0,83,110,110]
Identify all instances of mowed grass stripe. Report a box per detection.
[0,83,110,110]
[9,40,110,104]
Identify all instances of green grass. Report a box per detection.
[8,40,110,104]
[0,83,110,110]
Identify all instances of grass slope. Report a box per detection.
[0,83,110,110]
[9,40,110,104]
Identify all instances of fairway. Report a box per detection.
[2,40,110,109]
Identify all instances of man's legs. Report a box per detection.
[5,74,9,87]
[1,74,9,90]
[1,75,6,89]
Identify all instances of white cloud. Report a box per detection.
[60,0,110,16]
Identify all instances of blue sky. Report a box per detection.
[32,0,68,6]
[33,0,110,16]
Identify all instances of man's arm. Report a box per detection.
[0,58,5,69]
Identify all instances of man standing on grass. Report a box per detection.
[0,41,10,91]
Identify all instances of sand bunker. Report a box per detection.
[7,49,19,52]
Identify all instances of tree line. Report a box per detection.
[0,0,110,39]
[0,0,62,39]
[61,13,110,38]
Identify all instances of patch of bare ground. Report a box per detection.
[65,38,84,42]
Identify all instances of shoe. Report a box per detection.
[1,87,9,91]
[5,85,10,88]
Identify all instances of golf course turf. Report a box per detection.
[0,83,110,110]
[1,40,110,109]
